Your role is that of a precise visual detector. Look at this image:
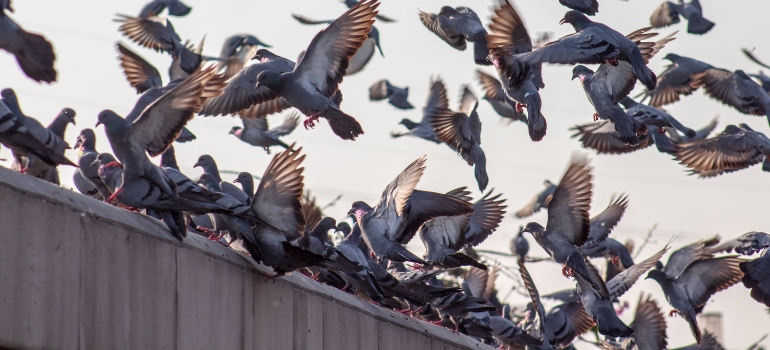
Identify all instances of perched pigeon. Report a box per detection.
[640,54,713,107]
[218,34,271,79]
[708,232,770,256]
[510,229,529,261]
[369,79,413,110]
[390,78,446,143]
[229,112,299,153]
[651,0,714,35]
[429,291,496,332]
[0,100,73,172]
[196,172,258,245]
[0,4,56,82]
[419,187,506,269]
[348,155,474,264]
[514,179,556,218]
[475,70,527,125]
[193,154,250,204]
[673,124,770,178]
[418,6,490,66]
[114,13,201,74]
[291,14,383,76]
[11,107,75,184]
[647,256,744,344]
[508,11,659,92]
[521,155,609,294]
[233,172,255,200]
[740,251,770,308]
[691,69,770,125]
[73,129,104,199]
[486,0,548,141]
[559,0,599,16]
[251,1,380,140]
[138,0,191,18]
[430,85,489,191]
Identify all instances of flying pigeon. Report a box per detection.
[578,195,634,269]
[691,69,770,125]
[486,0,548,141]
[138,0,191,18]
[475,70,527,125]
[673,124,770,178]
[559,0,599,16]
[369,79,414,110]
[620,97,695,137]
[292,14,383,76]
[218,34,272,79]
[114,13,201,74]
[666,116,718,144]
[229,112,299,153]
[348,155,474,264]
[740,251,770,308]
[514,179,556,218]
[651,0,714,35]
[574,257,633,337]
[116,43,163,94]
[521,154,609,294]
[640,54,713,107]
[418,6,490,66]
[707,232,770,256]
[249,1,380,140]
[646,256,744,344]
[510,229,529,261]
[600,293,669,350]
[429,85,489,191]
[390,78,446,143]
[419,187,506,269]
[0,4,56,82]
[507,11,660,92]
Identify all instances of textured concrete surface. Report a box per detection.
[0,167,495,350]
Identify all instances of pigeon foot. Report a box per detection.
[658,126,666,134]
[303,114,321,129]
[561,265,575,278]
[605,58,619,67]
[668,309,680,317]
[106,188,123,204]
[515,102,527,115]
[429,320,444,326]
[611,255,621,266]
[592,113,600,121]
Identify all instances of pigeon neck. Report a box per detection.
[240,180,254,198]
[619,97,637,109]
[570,20,592,32]
[200,163,222,182]
[48,115,71,138]
[401,119,418,130]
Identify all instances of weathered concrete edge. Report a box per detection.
[0,167,494,350]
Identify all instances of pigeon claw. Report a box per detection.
[515,102,527,115]
[658,126,666,134]
[592,113,600,121]
[303,114,321,129]
[562,265,575,278]
[668,309,679,318]
[605,58,619,67]
[106,188,123,204]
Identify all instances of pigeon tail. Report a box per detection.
[630,51,657,91]
[472,32,491,66]
[567,252,608,297]
[178,46,202,74]
[388,244,428,265]
[14,29,57,83]
[596,307,634,337]
[687,15,714,35]
[526,93,547,142]
[167,0,192,16]
[322,106,364,140]
[684,310,702,344]
[160,210,187,241]
[445,252,488,270]
[607,111,640,146]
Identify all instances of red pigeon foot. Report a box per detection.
[515,102,527,115]
[593,113,600,121]
[303,114,321,129]
[106,187,123,204]
[668,309,679,317]
[562,265,575,278]
[605,58,619,66]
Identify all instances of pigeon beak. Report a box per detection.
[193,161,201,168]
[71,120,76,126]
[233,178,240,183]
[559,18,566,25]
[95,120,102,127]
[347,208,355,216]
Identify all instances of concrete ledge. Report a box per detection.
[0,167,495,350]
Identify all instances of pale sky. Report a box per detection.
[2,0,769,348]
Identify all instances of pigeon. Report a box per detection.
[640,54,713,107]
[196,172,258,245]
[429,291,496,332]
[691,69,770,125]
[343,0,394,22]
[629,294,669,350]
[114,13,201,74]
[301,191,325,229]
[748,71,770,94]
[0,4,56,83]
[418,6,490,66]
[486,0,548,141]
[508,11,660,92]
[673,124,770,178]
[521,154,609,294]
[193,154,250,204]
[651,0,714,35]
[578,195,634,270]
[93,153,124,195]
[0,100,73,173]
[707,232,770,256]
[369,79,414,110]
[328,221,387,303]
[430,85,489,191]
[348,155,474,264]
[73,129,104,199]
[233,172,255,200]
[291,14,383,76]
[229,112,299,153]
[390,78,446,143]
[514,179,556,218]
[646,256,744,344]
[117,43,163,94]
[138,0,191,18]
[218,34,272,79]
[251,1,380,140]
[168,36,208,81]
[199,49,296,119]
[419,188,506,269]
[666,116,718,144]
[96,65,222,199]
[620,97,695,137]
[559,0,599,16]
[570,120,667,155]
[740,250,770,307]
[11,107,76,184]
[574,257,633,337]
[488,315,542,348]
[475,70,527,125]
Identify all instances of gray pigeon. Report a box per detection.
[11,107,75,184]
[651,0,714,35]
[114,13,201,74]
[193,154,250,205]
[291,14,383,76]
[620,97,695,137]
[72,129,103,199]
[559,0,599,15]
[666,116,718,144]
[488,315,542,348]
[0,100,73,172]
[233,172,255,199]
[347,155,474,264]
[418,6,490,66]
[510,229,529,261]
[218,34,272,79]
[229,112,299,153]
[390,78,445,143]
[328,221,387,304]
[578,195,633,268]
[673,124,770,178]
[196,172,258,246]
[521,155,609,294]
[740,250,770,308]
[514,179,556,218]
[0,4,56,82]
[419,188,506,269]
[570,119,672,155]
[707,232,770,256]
[475,70,527,125]
[199,49,295,119]
[343,0,394,22]
[574,257,633,337]
[429,85,489,191]
[251,1,380,140]
[640,54,713,107]
[369,79,413,110]
[646,256,744,344]
[508,11,659,92]
[139,0,191,18]
[117,43,163,94]
[93,153,123,195]
[486,0,547,141]
[691,69,770,125]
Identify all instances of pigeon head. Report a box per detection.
[311,217,337,239]
[74,128,96,151]
[233,172,252,184]
[193,154,215,169]
[645,268,669,283]
[229,126,243,136]
[560,10,591,30]
[521,222,545,236]
[95,110,128,135]
[348,201,373,220]
[399,118,419,130]
[336,222,352,236]
[543,179,553,186]
[252,49,276,62]
[0,88,16,101]
[571,65,594,82]
[663,53,681,62]
[438,6,459,17]
[60,108,76,125]
[255,71,282,90]
[196,173,219,189]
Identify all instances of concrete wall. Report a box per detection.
[0,167,495,350]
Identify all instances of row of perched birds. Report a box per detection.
[1,0,769,348]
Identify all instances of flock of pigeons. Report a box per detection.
[1,0,769,348]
